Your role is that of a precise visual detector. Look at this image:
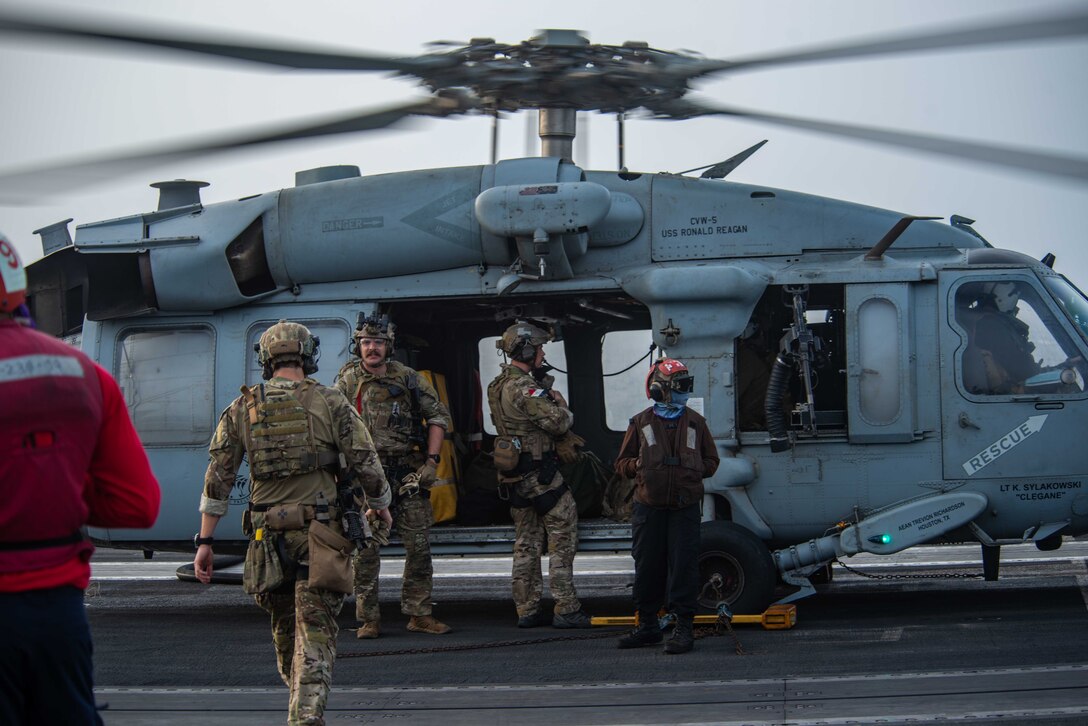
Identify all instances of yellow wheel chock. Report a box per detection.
[590,603,796,631]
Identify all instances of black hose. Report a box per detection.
[765,354,793,453]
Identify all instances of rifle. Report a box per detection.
[335,455,374,551]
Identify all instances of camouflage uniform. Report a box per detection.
[487,363,582,618]
[201,376,390,726]
[335,359,450,622]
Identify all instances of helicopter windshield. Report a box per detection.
[1043,275,1088,345]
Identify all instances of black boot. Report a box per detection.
[617,618,663,649]
[664,617,694,654]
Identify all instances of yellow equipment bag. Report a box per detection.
[419,370,459,523]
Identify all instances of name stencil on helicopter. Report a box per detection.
[660,215,749,238]
[961,415,1048,476]
[999,480,1082,501]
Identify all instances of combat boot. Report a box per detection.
[617,620,663,649]
[407,615,452,634]
[552,608,592,629]
[356,621,380,639]
[664,617,694,654]
[517,611,546,628]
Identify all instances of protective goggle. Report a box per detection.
[670,374,695,394]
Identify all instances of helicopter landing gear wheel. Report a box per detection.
[698,520,776,616]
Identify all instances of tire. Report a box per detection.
[1035,533,1062,551]
[698,520,776,615]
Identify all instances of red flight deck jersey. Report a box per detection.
[0,318,161,592]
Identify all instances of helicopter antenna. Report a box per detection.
[865,215,942,261]
[678,140,768,179]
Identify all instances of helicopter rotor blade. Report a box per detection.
[683,8,1088,79]
[0,12,457,73]
[0,94,477,201]
[658,101,1088,184]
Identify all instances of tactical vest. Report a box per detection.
[487,366,554,450]
[353,366,425,451]
[0,321,98,573]
[630,408,706,509]
[241,381,338,480]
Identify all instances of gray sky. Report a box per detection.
[1,0,1086,283]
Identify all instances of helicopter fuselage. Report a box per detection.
[28,157,1088,607]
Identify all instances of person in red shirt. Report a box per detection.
[0,237,161,725]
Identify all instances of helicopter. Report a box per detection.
[5,6,1088,614]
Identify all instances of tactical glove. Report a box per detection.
[555,431,585,464]
[416,459,438,487]
[365,510,391,546]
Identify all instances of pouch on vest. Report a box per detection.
[492,435,521,473]
[243,535,285,595]
[307,520,354,594]
[262,504,307,531]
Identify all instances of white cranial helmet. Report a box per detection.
[985,281,1021,314]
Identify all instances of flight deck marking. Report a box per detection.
[961,414,1047,476]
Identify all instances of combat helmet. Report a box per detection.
[0,233,28,314]
[497,321,551,363]
[352,312,396,358]
[645,358,695,402]
[255,320,320,379]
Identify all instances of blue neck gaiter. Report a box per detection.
[653,392,690,419]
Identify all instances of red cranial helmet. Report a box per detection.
[0,234,28,314]
[645,358,694,401]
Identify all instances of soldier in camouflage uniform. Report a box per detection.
[487,322,591,629]
[194,320,391,726]
[335,314,452,637]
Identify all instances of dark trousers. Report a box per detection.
[630,501,701,620]
[0,586,102,726]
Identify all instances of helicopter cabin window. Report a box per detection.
[956,279,1087,396]
[842,283,915,443]
[856,298,901,424]
[245,319,353,389]
[478,336,567,435]
[602,329,656,431]
[117,327,215,446]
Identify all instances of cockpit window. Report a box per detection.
[1043,275,1088,345]
[956,279,1086,396]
